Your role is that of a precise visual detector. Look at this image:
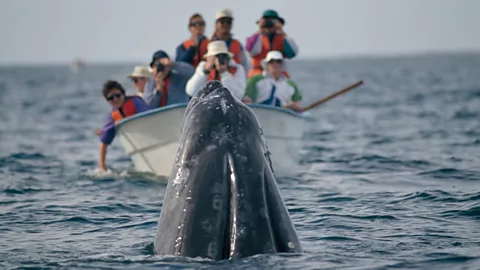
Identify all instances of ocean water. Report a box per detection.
[1,53,480,269]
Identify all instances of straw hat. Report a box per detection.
[127,66,152,78]
[204,41,234,58]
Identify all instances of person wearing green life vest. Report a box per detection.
[242,50,302,112]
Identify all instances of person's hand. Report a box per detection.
[191,34,199,46]
[274,19,284,34]
[159,57,171,67]
[94,128,102,137]
[284,102,302,112]
[204,56,216,71]
[215,57,228,74]
[257,18,266,33]
[242,96,253,104]
[155,76,165,91]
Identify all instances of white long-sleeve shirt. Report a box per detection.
[185,60,246,101]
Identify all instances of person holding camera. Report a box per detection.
[242,51,302,112]
[245,10,299,79]
[143,50,195,108]
[185,40,246,100]
[209,8,250,77]
[175,13,209,68]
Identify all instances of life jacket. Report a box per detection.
[159,76,171,107]
[248,33,290,79]
[207,67,237,81]
[227,39,242,65]
[111,96,137,124]
[210,36,243,65]
[183,37,209,68]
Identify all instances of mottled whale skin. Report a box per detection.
[153,80,303,260]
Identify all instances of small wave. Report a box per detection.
[417,168,480,181]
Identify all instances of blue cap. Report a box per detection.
[150,50,170,67]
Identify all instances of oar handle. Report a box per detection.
[299,80,364,113]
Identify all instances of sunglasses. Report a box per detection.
[131,78,145,84]
[217,18,232,25]
[106,93,123,101]
[190,21,205,27]
[268,59,283,64]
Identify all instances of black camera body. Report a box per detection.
[155,62,165,74]
[216,53,229,65]
[263,18,275,29]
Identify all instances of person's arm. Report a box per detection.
[220,64,246,101]
[185,62,208,97]
[175,42,197,64]
[245,33,262,56]
[171,61,195,78]
[98,115,116,170]
[243,74,263,102]
[285,79,302,111]
[239,44,251,77]
[99,143,108,171]
[283,35,299,59]
[142,78,161,108]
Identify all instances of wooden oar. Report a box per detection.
[299,80,364,113]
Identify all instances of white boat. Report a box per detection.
[115,103,314,176]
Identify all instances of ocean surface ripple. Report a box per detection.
[1,53,480,269]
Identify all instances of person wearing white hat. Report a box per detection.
[127,66,152,99]
[209,8,251,75]
[185,40,246,100]
[242,51,302,112]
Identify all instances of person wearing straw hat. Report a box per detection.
[245,9,298,79]
[186,40,246,100]
[209,8,251,76]
[242,51,302,112]
[127,65,152,99]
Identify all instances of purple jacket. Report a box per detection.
[100,96,151,145]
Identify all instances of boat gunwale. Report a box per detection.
[115,102,314,128]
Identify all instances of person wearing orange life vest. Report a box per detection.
[94,80,151,171]
[175,13,209,68]
[245,10,299,79]
[185,40,246,100]
[210,8,251,76]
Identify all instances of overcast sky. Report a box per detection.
[1,0,479,64]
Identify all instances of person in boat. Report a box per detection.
[95,80,151,171]
[175,13,209,69]
[143,50,195,108]
[185,40,246,100]
[209,8,250,75]
[245,10,298,79]
[242,51,302,112]
[127,65,152,99]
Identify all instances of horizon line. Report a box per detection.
[1,49,479,67]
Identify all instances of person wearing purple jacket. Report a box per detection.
[94,80,151,171]
[245,10,299,79]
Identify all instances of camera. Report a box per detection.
[155,62,165,74]
[263,18,275,29]
[216,53,230,66]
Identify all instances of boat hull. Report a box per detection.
[115,103,312,176]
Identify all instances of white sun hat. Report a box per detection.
[204,40,234,58]
[264,51,284,62]
[127,66,153,78]
[215,8,233,20]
